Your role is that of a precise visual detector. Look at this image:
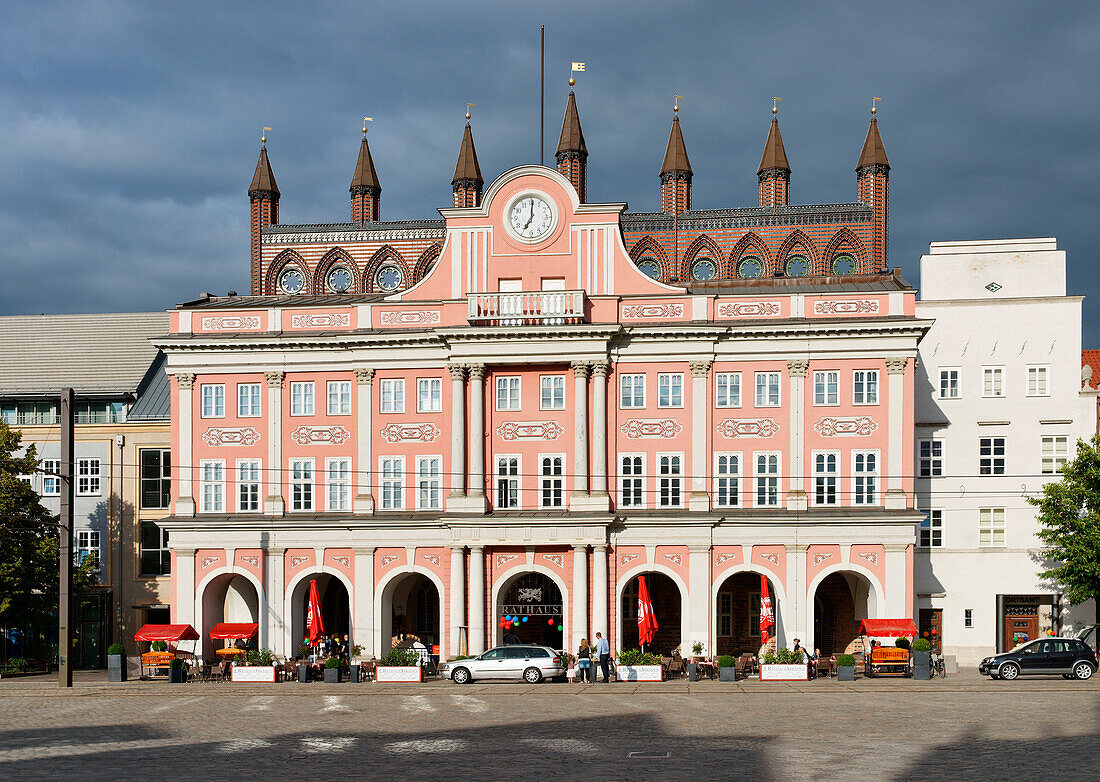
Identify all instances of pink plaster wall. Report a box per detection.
[654,545,689,582]
[284,549,317,585]
[806,545,844,583]
[750,545,787,589]
[848,544,886,587]
[194,549,226,583]
[374,548,408,583]
[233,549,265,582]
[713,545,745,577]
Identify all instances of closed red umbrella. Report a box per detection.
[637,575,658,650]
[307,580,325,645]
[760,575,774,647]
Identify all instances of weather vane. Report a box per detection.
[570,61,585,87]
[261,126,271,146]
[674,94,683,114]
[872,96,882,115]
[773,96,781,115]
[466,102,475,121]
[362,116,373,134]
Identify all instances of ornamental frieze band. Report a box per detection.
[716,418,780,438]
[813,416,879,436]
[619,419,683,438]
[201,427,262,447]
[290,425,352,445]
[495,421,565,440]
[379,423,442,443]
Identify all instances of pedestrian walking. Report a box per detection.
[595,632,612,683]
[577,638,592,683]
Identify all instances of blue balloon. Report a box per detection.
[522,616,529,623]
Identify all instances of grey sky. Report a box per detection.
[3,1,1099,340]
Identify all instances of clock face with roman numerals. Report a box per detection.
[508,195,554,241]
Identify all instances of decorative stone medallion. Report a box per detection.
[620,419,683,439]
[379,310,441,325]
[717,301,781,318]
[496,421,565,440]
[290,313,351,329]
[716,418,780,438]
[621,303,684,319]
[813,299,879,315]
[201,427,261,447]
[201,315,261,330]
[813,417,879,437]
[291,426,351,446]
[380,423,441,443]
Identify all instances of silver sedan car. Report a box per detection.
[440,645,564,684]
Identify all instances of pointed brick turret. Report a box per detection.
[660,114,692,214]
[555,91,588,202]
[757,117,790,208]
[452,123,483,208]
[249,146,280,295]
[856,116,890,271]
[350,135,381,222]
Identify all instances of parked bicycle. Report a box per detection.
[929,651,947,678]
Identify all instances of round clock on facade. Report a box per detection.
[507,193,555,241]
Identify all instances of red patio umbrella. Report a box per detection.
[759,575,774,647]
[307,579,325,645]
[637,575,658,651]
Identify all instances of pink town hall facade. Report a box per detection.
[160,160,926,662]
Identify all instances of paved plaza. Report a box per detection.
[1,671,1098,780]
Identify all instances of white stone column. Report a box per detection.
[174,548,196,626]
[174,374,196,516]
[469,545,485,654]
[353,368,375,513]
[353,546,375,657]
[590,363,610,500]
[786,359,809,511]
[264,371,285,515]
[449,546,466,657]
[687,545,710,653]
[688,360,712,511]
[591,544,608,638]
[262,549,282,654]
[447,364,467,506]
[885,357,908,510]
[569,362,590,509]
[468,365,487,504]
[785,544,808,647]
[572,545,589,650]
[884,544,909,618]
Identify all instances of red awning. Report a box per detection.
[859,619,919,638]
[133,624,200,642]
[209,623,259,640]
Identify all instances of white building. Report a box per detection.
[915,238,1096,666]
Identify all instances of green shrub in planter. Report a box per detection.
[836,653,856,681]
[107,643,127,682]
[379,648,421,667]
[244,648,275,667]
[151,641,168,652]
[108,643,125,656]
[894,637,911,650]
[911,638,931,652]
[836,654,855,667]
[167,657,188,683]
[763,648,803,665]
[324,656,341,669]
[617,649,660,666]
[717,655,736,668]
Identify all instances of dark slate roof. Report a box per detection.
[262,219,445,235]
[622,202,871,231]
[556,91,587,155]
[452,123,483,184]
[178,293,388,310]
[660,115,692,175]
[350,136,381,191]
[127,351,170,421]
[685,270,913,295]
[757,118,790,174]
[857,118,890,170]
[248,147,279,195]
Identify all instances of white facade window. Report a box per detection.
[853,370,879,405]
[416,456,441,510]
[496,456,520,508]
[201,384,225,417]
[852,451,878,505]
[76,458,101,496]
[380,379,405,413]
[76,530,100,568]
[919,509,943,548]
[813,451,838,506]
[1041,436,1069,474]
[657,373,684,408]
[380,457,404,510]
[813,371,839,406]
[982,367,1005,398]
[620,454,645,508]
[237,460,261,512]
[237,383,261,417]
[754,372,780,407]
[979,507,1005,547]
[327,458,351,511]
[200,460,225,512]
[714,453,740,507]
[327,381,351,415]
[41,459,60,496]
[540,375,565,410]
[715,373,741,408]
[939,369,960,399]
[620,374,645,408]
[658,454,683,507]
[496,377,521,411]
[289,459,314,512]
[416,378,442,413]
[539,455,564,508]
[979,437,1006,475]
[290,382,314,416]
[919,439,943,477]
[1027,365,1049,397]
[755,453,780,507]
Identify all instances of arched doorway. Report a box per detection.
[199,572,260,660]
[378,572,442,653]
[290,573,351,653]
[813,572,875,656]
[620,572,681,655]
[714,571,781,657]
[495,571,565,650]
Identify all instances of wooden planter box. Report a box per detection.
[375,666,422,682]
[616,665,662,682]
[231,665,278,683]
[759,663,809,681]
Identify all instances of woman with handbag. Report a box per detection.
[577,638,592,683]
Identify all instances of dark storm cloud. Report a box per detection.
[3,1,1099,339]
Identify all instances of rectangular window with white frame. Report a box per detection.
[754,372,780,407]
[1027,365,1049,397]
[714,453,740,507]
[620,373,645,408]
[539,455,564,508]
[380,379,404,413]
[199,460,225,512]
[1041,436,1068,474]
[289,459,314,512]
[237,459,261,512]
[979,437,1006,475]
[76,530,100,569]
[658,453,683,507]
[620,454,645,508]
[327,381,351,415]
[76,458,101,496]
[919,509,943,548]
[755,452,780,507]
[715,372,741,408]
[40,458,60,496]
[290,381,314,416]
[658,373,684,408]
[201,384,225,417]
[237,383,261,417]
[939,368,960,399]
[813,371,839,406]
[853,370,879,405]
[979,507,1005,547]
[918,439,943,477]
[380,456,404,510]
[852,451,878,505]
[496,455,520,508]
[540,375,565,410]
[496,376,521,411]
[813,451,839,506]
[326,458,351,511]
[982,366,1005,398]
[415,455,441,510]
[417,378,442,413]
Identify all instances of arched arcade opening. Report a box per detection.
[495,571,565,650]
[199,572,259,660]
[378,572,443,654]
[714,571,782,658]
[290,573,351,653]
[813,571,876,656]
[620,572,681,655]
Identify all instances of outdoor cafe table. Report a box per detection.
[695,660,718,679]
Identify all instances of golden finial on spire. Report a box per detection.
[362,116,373,134]
[871,96,882,116]
[465,102,475,121]
[570,61,585,87]
[261,126,271,146]
[674,94,683,114]
[772,96,781,116]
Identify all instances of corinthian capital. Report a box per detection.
[571,361,591,379]
[447,364,468,381]
[175,373,195,390]
[265,371,285,388]
[787,359,809,378]
[690,360,712,378]
[353,367,375,385]
[591,361,611,378]
[885,357,909,374]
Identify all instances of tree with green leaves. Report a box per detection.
[1029,434,1100,620]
